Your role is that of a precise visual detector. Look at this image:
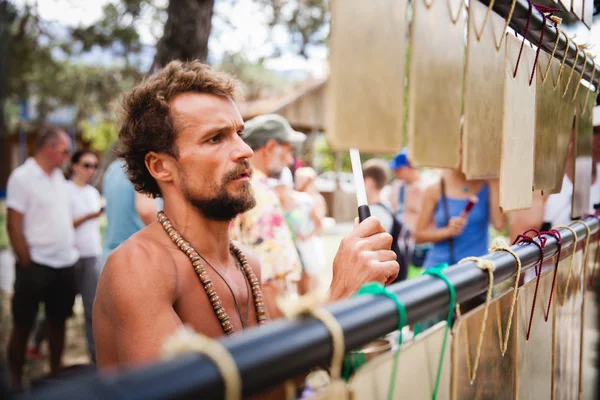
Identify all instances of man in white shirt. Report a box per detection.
[5,126,79,389]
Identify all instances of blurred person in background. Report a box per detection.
[275,167,325,293]
[65,149,103,362]
[230,114,305,297]
[414,168,503,268]
[6,126,78,389]
[27,150,104,363]
[543,124,600,228]
[100,156,159,269]
[414,158,503,329]
[295,167,328,224]
[363,159,412,282]
[388,148,432,270]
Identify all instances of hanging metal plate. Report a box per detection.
[326,0,407,154]
[500,34,536,212]
[407,0,465,168]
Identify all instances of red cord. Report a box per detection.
[513,229,547,340]
[513,1,533,79]
[514,3,563,85]
[540,229,562,320]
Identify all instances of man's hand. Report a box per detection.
[74,209,104,228]
[7,208,31,268]
[329,217,399,301]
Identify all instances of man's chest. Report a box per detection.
[173,258,258,338]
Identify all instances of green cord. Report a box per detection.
[355,282,407,400]
[420,264,456,400]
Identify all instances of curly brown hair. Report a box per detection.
[117,60,242,198]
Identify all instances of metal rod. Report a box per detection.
[480,0,599,86]
[21,217,599,400]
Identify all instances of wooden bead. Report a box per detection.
[219,314,230,322]
[159,212,268,335]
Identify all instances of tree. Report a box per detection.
[0,0,332,189]
[256,0,329,58]
[153,0,215,69]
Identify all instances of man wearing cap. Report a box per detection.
[387,148,433,268]
[230,114,305,295]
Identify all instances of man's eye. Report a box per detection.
[209,135,222,143]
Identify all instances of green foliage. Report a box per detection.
[0,202,8,249]
[256,0,329,57]
[314,135,393,173]
[81,121,118,153]
[4,1,149,128]
[216,52,299,100]
[69,0,164,57]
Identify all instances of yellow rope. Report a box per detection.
[554,30,571,89]
[494,0,517,51]
[572,49,588,101]
[570,221,590,400]
[570,221,592,294]
[161,326,242,400]
[582,56,597,115]
[448,0,464,24]
[563,43,581,98]
[472,0,496,42]
[277,292,345,381]
[456,257,495,383]
[540,25,562,83]
[489,239,521,356]
[553,225,578,304]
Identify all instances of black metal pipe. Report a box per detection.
[481,0,599,86]
[20,217,599,400]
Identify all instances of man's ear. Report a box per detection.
[145,152,176,185]
[265,138,278,152]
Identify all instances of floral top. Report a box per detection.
[230,170,302,283]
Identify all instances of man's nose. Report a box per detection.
[233,135,254,161]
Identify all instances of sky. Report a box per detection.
[10,0,600,80]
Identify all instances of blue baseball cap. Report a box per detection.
[388,148,411,171]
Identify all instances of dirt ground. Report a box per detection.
[0,291,91,389]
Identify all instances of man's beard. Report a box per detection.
[182,162,256,221]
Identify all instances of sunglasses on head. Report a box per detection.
[80,162,98,169]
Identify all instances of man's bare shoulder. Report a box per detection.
[98,224,179,306]
[231,240,261,283]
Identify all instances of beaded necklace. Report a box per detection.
[157,211,268,335]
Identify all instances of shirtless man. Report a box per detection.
[93,60,399,369]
